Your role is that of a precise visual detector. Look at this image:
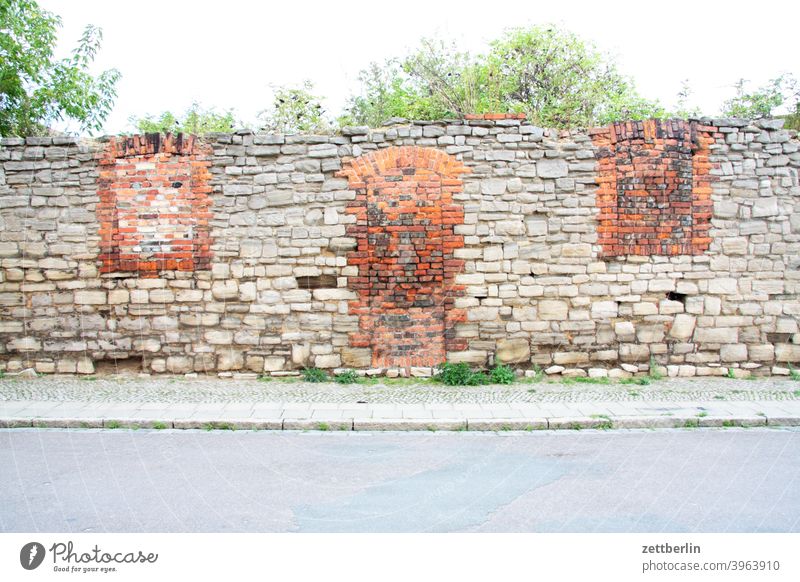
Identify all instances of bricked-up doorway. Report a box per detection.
[338,147,468,369]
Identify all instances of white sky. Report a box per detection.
[39,0,800,135]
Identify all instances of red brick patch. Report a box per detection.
[592,119,717,257]
[338,146,469,368]
[97,134,213,275]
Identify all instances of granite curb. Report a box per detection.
[2,414,799,431]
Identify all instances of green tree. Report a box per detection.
[258,80,331,134]
[344,26,663,129]
[131,101,237,134]
[0,0,120,136]
[484,26,663,127]
[342,59,448,127]
[721,74,797,119]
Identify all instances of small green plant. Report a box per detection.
[152,421,167,430]
[620,376,651,386]
[788,365,800,382]
[696,411,708,417]
[490,364,515,385]
[105,420,121,429]
[317,422,330,431]
[434,362,487,386]
[722,420,736,428]
[302,367,328,383]
[81,376,98,381]
[590,415,614,430]
[793,390,800,397]
[714,395,727,400]
[524,364,544,383]
[561,376,610,385]
[648,357,663,380]
[683,419,699,428]
[334,370,360,384]
[726,367,736,379]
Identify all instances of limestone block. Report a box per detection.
[74,290,106,305]
[446,351,488,364]
[748,344,774,361]
[719,344,748,362]
[342,347,371,368]
[205,330,233,344]
[560,243,592,258]
[315,354,341,368]
[292,343,311,367]
[553,351,589,365]
[480,179,507,195]
[775,343,800,362]
[211,280,238,300]
[108,289,130,304]
[591,301,618,319]
[537,159,568,178]
[539,300,568,321]
[76,358,95,375]
[636,325,664,343]
[707,278,738,294]
[217,351,244,371]
[149,289,174,303]
[495,338,530,364]
[669,314,696,340]
[166,356,193,374]
[694,327,737,344]
[263,356,285,372]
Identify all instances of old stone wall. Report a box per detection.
[0,113,798,378]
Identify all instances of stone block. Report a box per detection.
[342,347,371,368]
[495,338,530,364]
[537,158,568,178]
[720,344,748,362]
[669,314,696,340]
[539,300,568,320]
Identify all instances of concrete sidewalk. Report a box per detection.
[1,375,800,431]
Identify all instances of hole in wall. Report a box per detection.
[666,291,687,305]
[296,275,337,289]
[93,356,145,375]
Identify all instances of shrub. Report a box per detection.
[302,367,328,383]
[490,364,515,385]
[435,362,487,386]
[334,370,360,384]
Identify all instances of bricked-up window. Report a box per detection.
[338,146,469,369]
[97,134,213,275]
[592,120,716,257]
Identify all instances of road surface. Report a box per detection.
[2,428,798,532]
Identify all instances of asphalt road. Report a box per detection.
[2,428,798,533]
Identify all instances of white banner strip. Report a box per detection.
[2,533,798,581]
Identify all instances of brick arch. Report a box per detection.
[338,146,469,369]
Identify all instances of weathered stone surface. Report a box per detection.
[539,300,568,321]
[537,159,568,178]
[495,339,530,364]
[669,314,696,340]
